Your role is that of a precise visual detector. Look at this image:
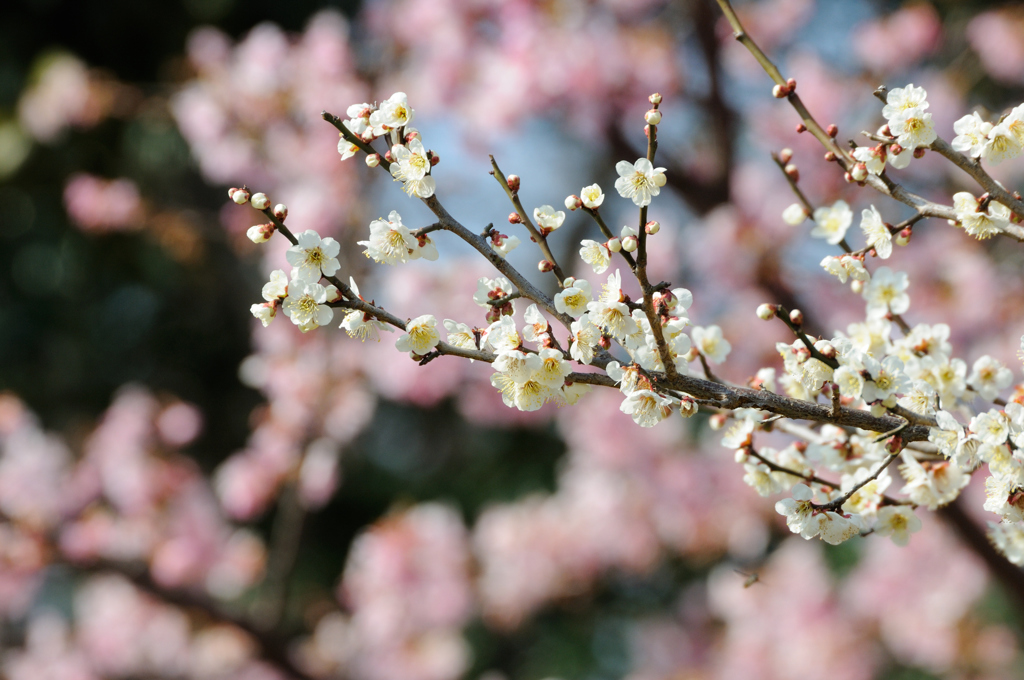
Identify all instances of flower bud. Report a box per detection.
[824,151,836,162]
[231,188,250,205]
[324,285,342,303]
[598,335,611,350]
[913,147,926,159]
[621,235,638,252]
[683,347,699,363]
[826,124,838,138]
[709,413,728,430]
[272,204,288,220]
[607,237,622,252]
[786,78,797,91]
[818,342,836,359]
[508,212,522,224]
[796,123,807,133]
[782,203,806,226]
[366,153,380,168]
[384,150,393,163]
[779,148,793,164]
[844,172,853,183]
[890,143,904,156]
[649,92,662,105]
[405,130,420,142]
[784,164,799,181]
[896,228,912,246]
[645,220,660,235]
[878,124,892,138]
[678,397,697,418]
[773,84,788,98]
[851,163,868,182]
[507,174,520,193]
[246,223,275,243]
[653,172,667,187]
[538,260,554,272]
[645,109,662,125]
[251,193,269,210]
[789,308,803,326]
[429,152,440,166]
[851,279,865,294]
[756,303,776,320]
[563,277,576,288]
[565,194,582,211]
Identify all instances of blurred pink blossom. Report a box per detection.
[63,173,144,233]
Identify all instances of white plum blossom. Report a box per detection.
[951,112,991,158]
[443,319,477,358]
[283,281,334,333]
[743,461,784,497]
[261,269,288,301]
[775,484,817,538]
[554,278,592,318]
[860,205,892,259]
[580,184,605,209]
[474,277,515,308]
[587,270,639,340]
[533,348,573,388]
[521,304,549,344]
[613,158,667,207]
[861,355,910,405]
[569,315,601,364]
[953,192,1010,240]
[287,230,342,282]
[782,203,807,225]
[899,452,969,510]
[490,233,520,259]
[810,511,863,545]
[983,119,1022,164]
[533,205,565,232]
[692,325,731,364]
[889,106,936,150]
[832,365,865,401]
[821,254,869,284]
[989,522,1024,566]
[619,389,674,427]
[971,409,1009,446]
[579,239,612,274]
[968,355,1013,401]
[368,92,413,134]
[359,211,416,265]
[882,84,929,120]
[395,315,440,356]
[493,350,542,384]
[863,267,909,317]
[873,506,922,546]
[852,145,886,175]
[390,139,435,198]
[485,315,522,353]
[811,200,853,245]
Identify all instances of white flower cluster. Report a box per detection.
[951,105,1024,165]
[853,84,935,176]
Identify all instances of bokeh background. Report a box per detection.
[4,0,1024,678]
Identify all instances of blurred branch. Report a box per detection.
[254,482,307,632]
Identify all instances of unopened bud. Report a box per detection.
[826,124,838,138]
[890,143,904,156]
[246,223,276,244]
[779,148,793,164]
[565,194,582,211]
[383,150,393,162]
[844,171,853,183]
[645,220,660,235]
[796,123,807,133]
[621,235,638,252]
[598,335,612,350]
[507,174,520,193]
[824,151,836,162]
[649,92,662,105]
[878,124,892,138]
[851,279,865,294]
[756,303,776,320]
[913,147,926,159]
[773,84,788,98]
[272,204,288,220]
[231,188,250,205]
[784,164,799,181]
[429,153,440,166]
[607,237,622,252]
[818,342,836,359]
[886,435,904,454]
[324,285,342,303]
[789,308,804,326]
[683,347,699,363]
[896,228,912,246]
[645,109,662,125]
[538,260,554,272]
[709,413,728,430]
[851,163,868,182]
[405,130,420,142]
[508,212,522,224]
[678,397,697,418]
[786,78,797,91]
[366,153,380,168]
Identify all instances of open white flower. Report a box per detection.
[860,205,892,259]
[569,315,601,364]
[852,146,886,175]
[533,205,565,232]
[782,202,807,225]
[283,281,334,333]
[533,348,573,388]
[287,230,342,282]
[691,325,731,364]
[953,192,1010,240]
[490,233,520,259]
[952,112,991,158]
[389,139,434,197]
[587,270,638,340]
[395,315,440,355]
[521,304,549,344]
[579,240,612,274]
[983,120,1022,164]
[863,267,909,317]
[861,355,910,405]
[882,84,929,120]
[989,522,1024,566]
[899,452,968,510]
[620,389,674,427]
[775,484,817,538]
[443,319,477,357]
[613,158,667,207]
[811,200,852,245]
[359,211,416,265]
[368,92,413,134]
[262,269,289,301]
[554,278,592,318]
[968,355,1013,401]
[250,302,276,327]
[873,506,921,546]
[888,106,936,150]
